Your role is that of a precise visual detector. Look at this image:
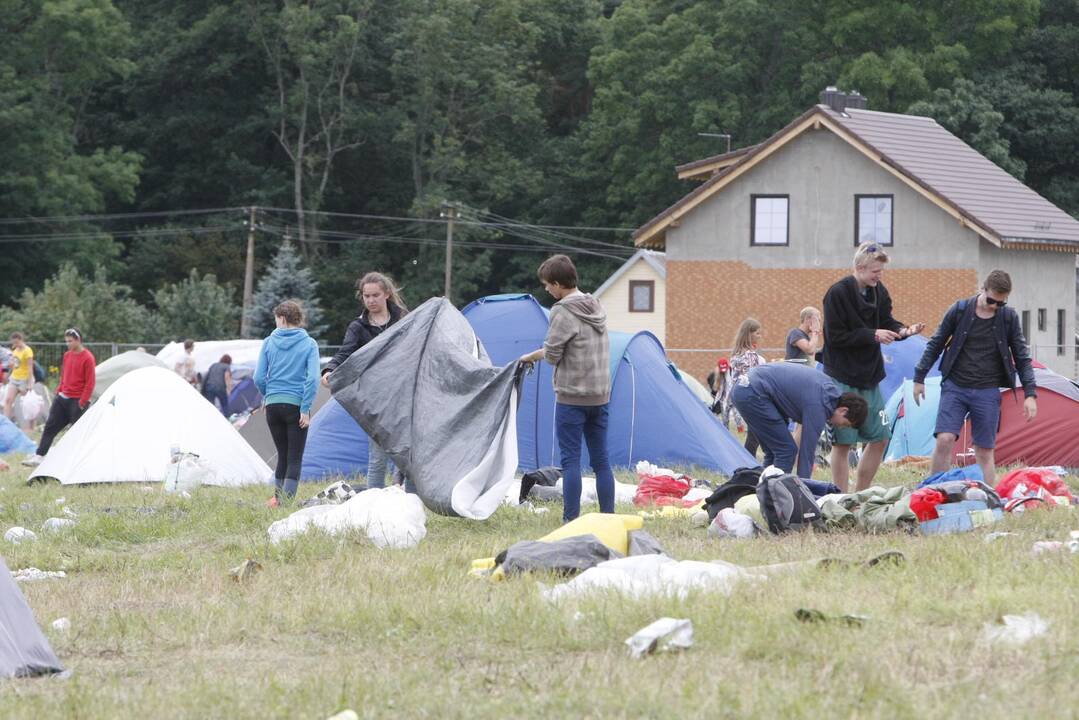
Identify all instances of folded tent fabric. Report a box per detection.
[329,298,521,519]
[0,555,64,678]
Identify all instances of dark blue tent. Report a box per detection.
[227,376,263,416]
[818,334,940,402]
[300,293,754,481]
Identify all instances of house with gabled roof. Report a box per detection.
[634,87,1079,381]
[593,249,667,344]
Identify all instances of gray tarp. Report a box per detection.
[329,298,521,519]
[0,556,64,678]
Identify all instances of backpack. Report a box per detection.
[33,361,46,383]
[702,466,763,520]
[756,473,824,534]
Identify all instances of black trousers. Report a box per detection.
[202,386,229,416]
[744,430,760,458]
[265,403,308,481]
[37,396,84,455]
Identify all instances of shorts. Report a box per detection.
[935,380,1001,449]
[9,379,29,392]
[831,380,890,445]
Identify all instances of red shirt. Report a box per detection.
[58,349,96,406]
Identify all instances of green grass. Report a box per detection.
[1,460,1077,719]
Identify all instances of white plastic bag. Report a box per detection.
[268,486,427,549]
[625,617,694,658]
[4,527,37,544]
[163,452,216,493]
[17,391,43,421]
[41,517,75,533]
[708,508,759,539]
[981,612,1049,646]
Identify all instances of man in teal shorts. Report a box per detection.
[821,243,924,491]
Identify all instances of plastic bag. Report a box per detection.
[995,467,1073,509]
[625,617,694,658]
[633,462,692,507]
[981,612,1049,646]
[17,391,43,422]
[708,508,759,539]
[268,486,427,549]
[163,452,216,493]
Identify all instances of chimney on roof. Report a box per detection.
[820,86,847,113]
[846,91,867,110]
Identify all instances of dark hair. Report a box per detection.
[537,254,578,288]
[220,354,232,365]
[65,327,82,341]
[183,339,195,351]
[837,392,869,428]
[9,331,23,342]
[274,299,305,326]
[984,269,1012,294]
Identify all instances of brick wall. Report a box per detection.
[667,260,978,382]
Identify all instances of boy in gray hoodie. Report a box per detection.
[520,255,614,521]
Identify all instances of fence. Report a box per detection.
[25,342,348,384]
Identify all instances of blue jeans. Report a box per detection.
[730,382,802,476]
[555,402,615,522]
[367,440,391,488]
[935,380,1002,449]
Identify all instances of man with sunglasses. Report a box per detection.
[21,328,96,467]
[912,270,1037,483]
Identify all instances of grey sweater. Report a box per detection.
[543,293,611,406]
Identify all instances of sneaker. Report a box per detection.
[266,496,279,508]
[21,454,43,467]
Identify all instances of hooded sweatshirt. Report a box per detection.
[543,292,610,406]
[254,327,320,413]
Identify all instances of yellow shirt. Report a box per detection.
[11,346,33,381]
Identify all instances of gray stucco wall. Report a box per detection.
[666,128,983,268]
[979,242,1077,377]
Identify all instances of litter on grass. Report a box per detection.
[542,554,764,601]
[12,568,66,582]
[51,618,70,633]
[981,613,1049,646]
[4,527,37,544]
[41,518,75,533]
[269,486,427,549]
[229,559,263,583]
[795,608,869,627]
[625,618,694,659]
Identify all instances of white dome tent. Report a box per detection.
[156,339,264,376]
[30,367,272,487]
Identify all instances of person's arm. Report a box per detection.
[913,303,958,385]
[1007,310,1038,399]
[79,353,95,408]
[793,331,820,356]
[301,341,319,416]
[796,407,826,479]
[542,308,577,366]
[519,348,545,364]
[323,320,364,376]
[823,288,878,348]
[254,344,269,397]
[25,349,34,391]
[224,369,233,395]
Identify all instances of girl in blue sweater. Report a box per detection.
[255,300,321,506]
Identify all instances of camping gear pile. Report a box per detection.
[631,461,712,508]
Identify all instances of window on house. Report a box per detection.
[1038,308,1047,331]
[855,195,893,246]
[751,195,789,246]
[628,280,655,313]
[1058,309,1066,356]
[1021,310,1030,341]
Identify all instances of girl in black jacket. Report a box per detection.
[322,272,407,487]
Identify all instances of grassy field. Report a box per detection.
[1,458,1077,720]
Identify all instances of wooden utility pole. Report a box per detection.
[440,203,458,303]
[240,206,257,338]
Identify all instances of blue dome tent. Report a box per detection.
[301,293,754,481]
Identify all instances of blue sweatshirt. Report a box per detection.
[254,328,320,413]
[747,362,841,478]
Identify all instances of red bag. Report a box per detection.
[633,473,693,507]
[909,488,947,521]
[995,468,1073,510]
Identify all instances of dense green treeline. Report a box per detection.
[3,0,1078,341]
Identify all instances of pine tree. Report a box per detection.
[246,241,326,338]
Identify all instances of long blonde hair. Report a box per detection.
[731,318,762,355]
[355,272,408,312]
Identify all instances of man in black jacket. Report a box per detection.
[821,243,924,492]
[913,270,1037,484]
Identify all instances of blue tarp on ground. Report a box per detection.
[301,293,754,480]
[0,415,36,455]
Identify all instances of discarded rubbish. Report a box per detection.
[982,612,1049,646]
[269,486,427,549]
[229,559,263,583]
[62,507,77,519]
[1032,540,1079,555]
[41,518,75,533]
[543,554,763,601]
[707,508,759,539]
[12,568,66,582]
[984,532,1017,543]
[4,527,37,544]
[326,711,359,720]
[51,618,71,632]
[795,608,868,627]
[625,617,694,659]
[54,497,65,505]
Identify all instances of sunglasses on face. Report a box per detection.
[984,295,1007,307]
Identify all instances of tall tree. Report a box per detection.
[247,241,326,338]
[153,270,242,341]
[249,0,372,248]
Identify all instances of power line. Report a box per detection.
[0,207,245,225]
[0,225,238,244]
